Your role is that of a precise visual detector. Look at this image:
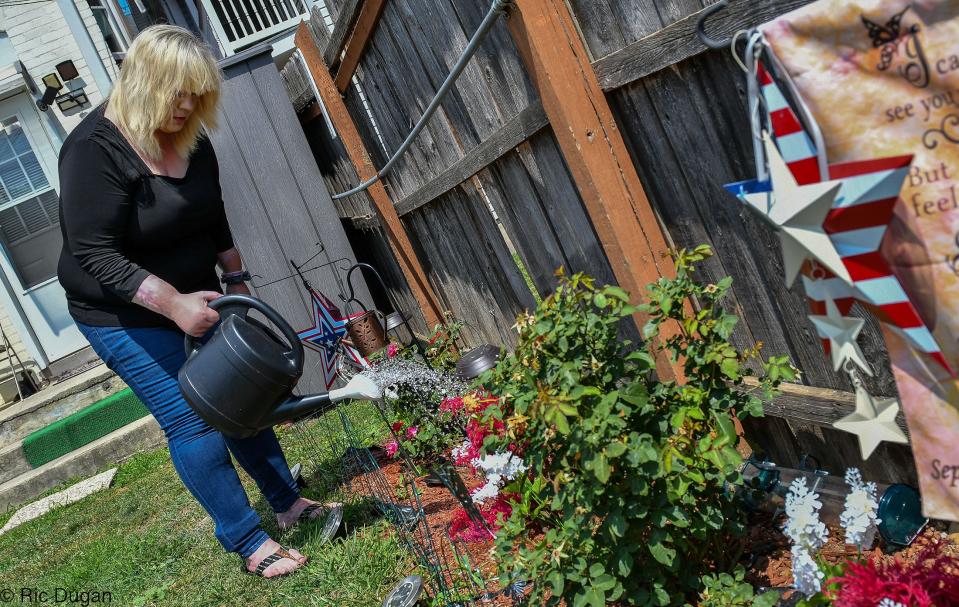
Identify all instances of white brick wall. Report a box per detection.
[0,1,118,377]
[0,0,118,131]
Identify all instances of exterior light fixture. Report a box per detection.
[36,73,63,112]
[55,60,80,82]
[36,60,90,113]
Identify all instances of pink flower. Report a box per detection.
[387,343,400,358]
[385,440,399,458]
[406,426,419,439]
[448,495,513,542]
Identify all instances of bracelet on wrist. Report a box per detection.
[220,270,251,286]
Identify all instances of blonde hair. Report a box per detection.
[107,25,221,161]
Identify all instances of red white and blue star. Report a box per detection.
[297,287,366,389]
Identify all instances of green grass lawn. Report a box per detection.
[0,401,413,606]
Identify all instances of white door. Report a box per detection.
[0,94,86,365]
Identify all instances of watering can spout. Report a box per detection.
[263,374,383,427]
[265,393,336,427]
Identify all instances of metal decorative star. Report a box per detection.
[834,377,909,460]
[297,287,364,389]
[808,296,872,376]
[738,135,852,288]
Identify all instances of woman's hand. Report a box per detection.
[170,291,222,337]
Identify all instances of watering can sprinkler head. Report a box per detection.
[330,374,383,402]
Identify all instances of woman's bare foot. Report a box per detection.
[276,497,341,531]
[245,538,307,577]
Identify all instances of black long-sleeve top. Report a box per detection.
[57,105,234,328]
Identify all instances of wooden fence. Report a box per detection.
[289,0,919,485]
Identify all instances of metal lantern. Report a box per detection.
[384,310,416,348]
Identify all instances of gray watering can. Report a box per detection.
[177,295,382,439]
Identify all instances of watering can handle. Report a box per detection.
[183,295,305,370]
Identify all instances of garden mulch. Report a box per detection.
[350,453,518,606]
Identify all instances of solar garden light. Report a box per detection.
[455,344,502,381]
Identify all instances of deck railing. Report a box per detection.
[200,0,312,55]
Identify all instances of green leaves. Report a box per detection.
[648,541,677,567]
[482,249,793,607]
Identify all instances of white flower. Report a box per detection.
[791,545,824,596]
[470,478,500,504]
[877,600,906,607]
[474,451,527,481]
[783,477,829,552]
[469,451,527,504]
[784,477,829,597]
[840,468,881,550]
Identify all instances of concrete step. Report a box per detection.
[0,416,165,512]
[0,440,31,485]
[0,364,124,450]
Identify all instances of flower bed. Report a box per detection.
[362,245,955,607]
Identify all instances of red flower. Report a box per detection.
[391,421,405,433]
[825,540,959,607]
[440,396,465,414]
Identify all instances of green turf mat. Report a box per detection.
[22,388,150,468]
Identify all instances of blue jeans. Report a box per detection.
[76,322,301,558]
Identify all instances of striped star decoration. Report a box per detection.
[296,287,367,389]
[724,61,950,373]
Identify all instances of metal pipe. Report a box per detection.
[331,0,513,200]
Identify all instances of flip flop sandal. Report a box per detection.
[244,545,303,578]
[280,502,344,534]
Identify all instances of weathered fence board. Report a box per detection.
[402,185,536,347]
[343,222,429,336]
[394,101,548,217]
[588,0,815,91]
[324,0,362,68]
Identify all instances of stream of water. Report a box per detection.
[362,356,467,401]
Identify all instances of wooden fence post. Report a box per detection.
[295,22,445,329]
[507,0,683,380]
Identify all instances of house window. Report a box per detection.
[86,0,127,54]
[0,117,60,289]
[0,118,50,204]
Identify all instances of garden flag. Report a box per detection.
[296,287,366,389]
[763,0,959,521]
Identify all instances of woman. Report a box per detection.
[57,25,326,578]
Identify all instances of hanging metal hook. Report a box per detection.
[696,0,732,50]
